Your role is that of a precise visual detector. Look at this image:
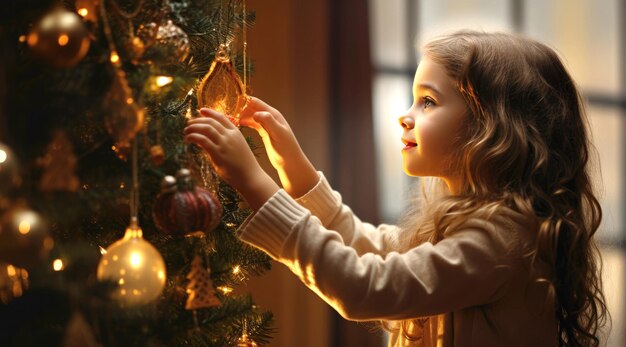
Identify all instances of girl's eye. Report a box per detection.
[422,96,436,110]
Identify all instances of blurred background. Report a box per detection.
[244,0,624,346]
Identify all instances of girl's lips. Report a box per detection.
[402,138,417,150]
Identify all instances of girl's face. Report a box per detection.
[399,56,468,190]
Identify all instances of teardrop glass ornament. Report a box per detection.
[197,44,248,126]
[103,69,145,155]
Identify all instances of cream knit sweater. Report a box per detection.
[237,173,558,346]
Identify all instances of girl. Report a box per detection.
[184,30,608,346]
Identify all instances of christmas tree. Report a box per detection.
[0,0,274,346]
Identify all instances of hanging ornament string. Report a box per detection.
[99,0,122,68]
[99,0,145,157]
[242,0,247,90]
[196,0,249,126]
[130,138,139,219]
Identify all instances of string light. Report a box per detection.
[52,259,64,271]
[155,76,173,87]
[110,51,120,64]
[218,286,233,295]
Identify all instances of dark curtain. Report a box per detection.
[327,1,383,346]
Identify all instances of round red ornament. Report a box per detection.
[152,169,222,236]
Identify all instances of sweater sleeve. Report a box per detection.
[237,190,521,321]
[293,172,398,256]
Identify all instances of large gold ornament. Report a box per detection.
[0,204,53,269]
[97,218,166,307]
[197,44,248,126]
[26,7,91,68]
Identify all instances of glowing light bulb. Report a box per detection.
[0,150,7,163]
[53,259,64,271]
[77,8,89,17]
[110,52,120,64]
[18,220,31,235]
[218,286,233,295]
[155,76,173,87]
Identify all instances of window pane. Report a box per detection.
[587,105,624,241]
[372,74,413,222]
[599,246,625,347]
[369,0,409,68]
[525,0,621,94]
[417,0,512,44]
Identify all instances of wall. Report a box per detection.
[241,1,332,346]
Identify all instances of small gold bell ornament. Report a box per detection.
[97,217,166,307]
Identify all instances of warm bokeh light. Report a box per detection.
[57,34,69,46]
[52,259,64,271]
[155,76,173,87]
[6,265,16,277]
[27,33,38,46]
[77,8,89,17]
[218,286,233,294]
[0,149,7,163]
[18,220,31,235]
[126,97,133,104]
[110,52,119,64]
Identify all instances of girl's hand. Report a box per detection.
[184,108,279,211]
[239,97,318,198]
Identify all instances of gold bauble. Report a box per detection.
[97,219,166,307]
[26,7,91,68]
[197,44,248,126]
[0,204,53,269]
[0,142,21,197]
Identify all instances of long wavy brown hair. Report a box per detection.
[391,30,608,346]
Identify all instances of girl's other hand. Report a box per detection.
[239,97,319,198]
[239,97,297,169]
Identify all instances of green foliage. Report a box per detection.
[0,0,272,346]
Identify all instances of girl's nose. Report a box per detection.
[399,115,414,130]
